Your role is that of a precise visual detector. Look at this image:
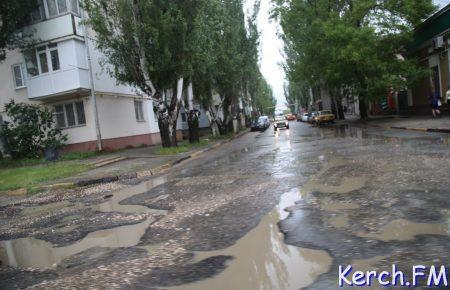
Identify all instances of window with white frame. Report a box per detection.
[134,100,145,122]
[24,44,60,76]
[12,64,26,89]
[54,101,86,128]
[31,0,79,22]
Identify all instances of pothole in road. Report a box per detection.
[168,188,332,290]
[356,219,450,241]
[0,176,168,269]
[303,176,366,195]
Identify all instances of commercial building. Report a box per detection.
[407,4,450,114]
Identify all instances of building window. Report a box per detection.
[54,101,86,128]
[24,44,60,76]
[37,47,49,74]
[12,64,26,89]
[134,100,145,122]
[31,0,79,22]
[31,0,46,22]
[181,113,187,122]
[49,44,60,71]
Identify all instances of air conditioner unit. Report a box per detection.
[434,36,445,49]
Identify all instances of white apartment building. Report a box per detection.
[0,0,183,152]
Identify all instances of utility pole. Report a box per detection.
[82,12,102,151]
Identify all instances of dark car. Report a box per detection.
[251,116,270,131]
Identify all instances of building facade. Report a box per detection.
[408,4,450,114]
[0,0,197,153]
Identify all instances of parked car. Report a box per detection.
[286,114,296,121]
[300,113,310,122]
[314,110,335,125]
[274,115,289,131]
[251,116,270,131]
[260,116,270,128]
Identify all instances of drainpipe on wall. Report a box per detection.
[82,13,102,151]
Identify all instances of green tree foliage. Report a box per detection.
[0,0,39,61]
[254,74,277,116]
[1,101,67,159]
[84,0,265,140]
[84,0,205,147]
[275,0,436,118]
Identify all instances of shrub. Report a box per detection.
[0,100,67,159]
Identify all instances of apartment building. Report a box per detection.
[0,0,171,152]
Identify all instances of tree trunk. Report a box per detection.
[186,82,200,143]
[155,78,184,147]
[359,96,368,120]
[331,96,338,117]
[205,109,219,137]
[156,107,172,148]
[336,98,345,120]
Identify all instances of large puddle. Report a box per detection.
[0,177,167,269]
[357,218,450,241]
[168,188,332,290]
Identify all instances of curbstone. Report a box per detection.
[171,156,191,165]
[427,128,450,133]
[3,188,27,196]
[75,176,119,187]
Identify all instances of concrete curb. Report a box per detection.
[387,126,450,134]
[351,121,450,134]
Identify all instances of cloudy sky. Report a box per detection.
[250,0,449,110]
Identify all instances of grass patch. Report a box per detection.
[154,139,211,155]
[0,151,102,169]
[59,151,103,161]
[0,161,91,192]
[0,151,102,193]
[155,146,190,155]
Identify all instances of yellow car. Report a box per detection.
[314,110,335,125]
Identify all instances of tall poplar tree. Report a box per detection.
[276,0,436,119]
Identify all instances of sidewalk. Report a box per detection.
[50,130,250,188]
[360,115,450,133]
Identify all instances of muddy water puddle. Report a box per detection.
[169,188,332,290]
[0,177,168,269]
[357,219,450,241]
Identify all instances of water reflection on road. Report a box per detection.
[169,188,332,290]
[0,177,167,268]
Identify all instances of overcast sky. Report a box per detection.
[247,0,448,111]
[245,0,286,110]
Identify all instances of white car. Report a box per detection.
[274,115,289,131]
[301,113,311,122]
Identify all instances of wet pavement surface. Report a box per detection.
[1,122,450,289]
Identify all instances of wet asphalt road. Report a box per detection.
[1,121,450,289]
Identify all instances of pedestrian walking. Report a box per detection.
[428,85,441,118]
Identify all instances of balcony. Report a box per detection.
[27,67,90,99]
[24,13,84,43]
